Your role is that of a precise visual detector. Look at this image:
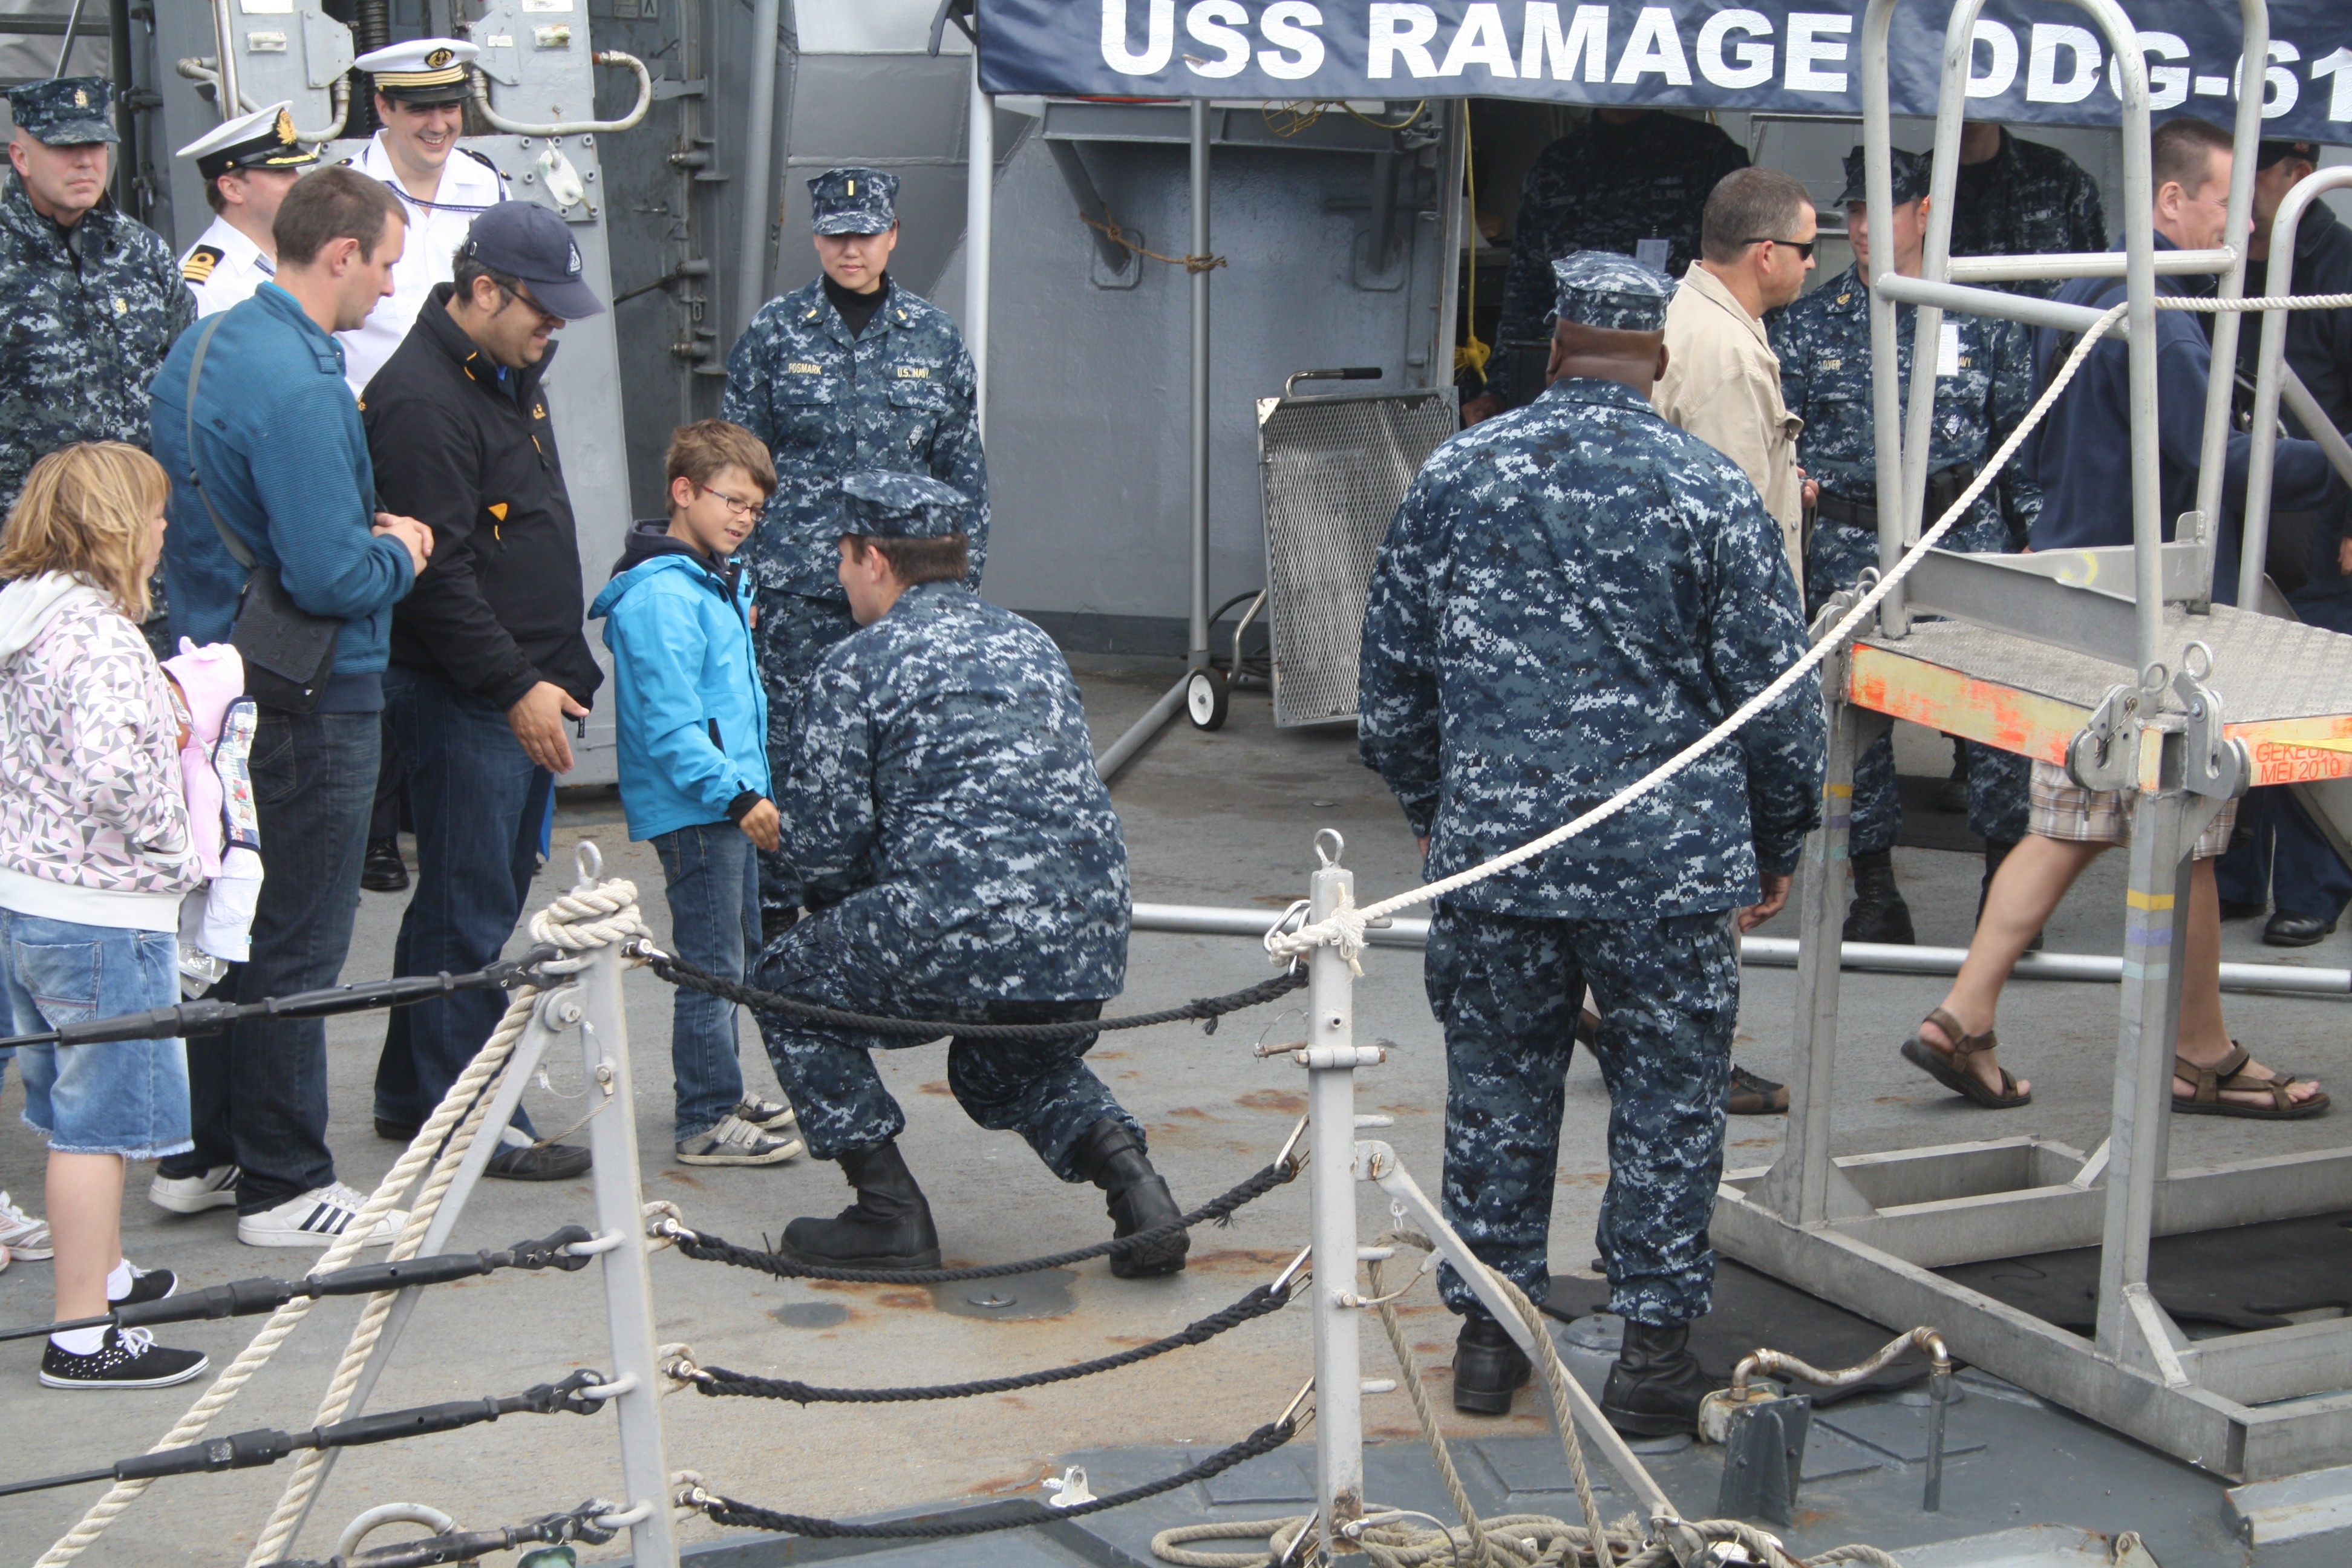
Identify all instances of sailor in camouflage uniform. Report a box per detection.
[1361,254,1825,1434]
[1950,123,2108,301]
[722,169,987,933]
[0,77,193,650]
[750,473,1181,1278]
[1464,110,1748,421]
[1771,147,2038,944]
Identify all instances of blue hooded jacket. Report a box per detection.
[590,521,769,841]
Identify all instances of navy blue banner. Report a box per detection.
[976,1,2351,143]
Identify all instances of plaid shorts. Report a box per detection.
[2027,762,2238,859]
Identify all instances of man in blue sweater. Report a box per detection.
[148,167,436,1249]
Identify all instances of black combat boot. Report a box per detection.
[1843,848,1916,945]
[1979,838,2043,953]
[1600,1320,1714,1437]
[780,1142,941,1271]
[1452,1313,1532,1415]
[1070,1117,1188,1278]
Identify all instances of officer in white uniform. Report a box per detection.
[174,102,318,317]
[337,38,508,394]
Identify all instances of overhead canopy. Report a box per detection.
[978,0,2350,144]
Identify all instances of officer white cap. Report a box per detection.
[356,38,479,106]
[175,102,318,183]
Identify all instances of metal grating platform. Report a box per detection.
[1255,388,1457,727]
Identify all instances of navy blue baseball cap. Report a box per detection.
[841,472,965,538]
[459,200,604,319]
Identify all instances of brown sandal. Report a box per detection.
[2174,1044,2330,1120]
[1900,1007,2031,1108]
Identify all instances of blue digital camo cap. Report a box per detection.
[841,472,965,539]
[1838,145,1931,207]
[809,166,900,235]
[8,76,118,146]
[1550,251,1673,333]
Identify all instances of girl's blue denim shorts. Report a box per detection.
[0,909,192,1160]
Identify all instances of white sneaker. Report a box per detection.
[236,1183,408,1249]
[0,1190,52,1259]
[677,1113,804,1167]
[149,1165,241,1215]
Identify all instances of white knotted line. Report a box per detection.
[34,878,648,1568]
[1269,292,2352,973]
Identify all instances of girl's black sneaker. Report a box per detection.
[111,1263,177,1309]
[39,1327,207,1390]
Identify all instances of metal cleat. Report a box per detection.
[1042,1466,1094,1508]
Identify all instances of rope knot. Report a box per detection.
[1264,886,1368,976]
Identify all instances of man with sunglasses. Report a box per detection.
[360,200,608,1180]
[1655,166,1817,586]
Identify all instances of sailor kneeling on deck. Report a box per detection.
[1359,253,1827,1434]
[748,471,1184,1278]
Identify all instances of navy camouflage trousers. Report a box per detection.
[1808,517,2030,850]
[753,589,860,919]
[1426,902,1738,1328]
[750,924,1140,1181]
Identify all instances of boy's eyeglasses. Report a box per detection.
[698,483,766,521]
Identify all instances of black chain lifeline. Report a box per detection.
[689,1419,1299,1540]
[664,1159,1295,1285]
[639,949,1307,1041]
[687,1281,1293,1404]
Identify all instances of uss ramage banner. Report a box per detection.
[975,0,2352,144]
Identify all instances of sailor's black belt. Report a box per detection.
[1815,463,1977,532]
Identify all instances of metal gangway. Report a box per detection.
[1713,0,2352,1483]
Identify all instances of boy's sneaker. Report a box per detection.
[111,1263,177,1308]
[40,1327,209,1390]
[237,1183,408,1249]
[149,1165,241,1215]
[0,1190,53,1259]
[736,1095,797,1132]
[678,1114,804,1167]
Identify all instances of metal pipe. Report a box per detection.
[1860,0,1909,633]
[1094,673,1190,783]
[1305,849,1364,1558]
[1129,902,2352,995]
[1944,247,2235,283]
[467,51,653,137]
[51,0,85,77]
[208,0,240,122]
[966,48,992,440]
[2284,366,2352,488]
[1188,99,1212,669]
[2238,167,2352,608]
[734,0,784,345]
[2192,0,2270,603]
[1870,273,2135,348]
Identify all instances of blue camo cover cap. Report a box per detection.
[1838,145,1931,207]
[841,471,965,539]
[1549,250,1673,333]
[8,77,117,146]
[809,166,900,235]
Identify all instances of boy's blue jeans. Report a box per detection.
[653,820,762,1143]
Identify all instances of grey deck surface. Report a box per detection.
[0,658,2345,1565]
[1864,603,2352,723]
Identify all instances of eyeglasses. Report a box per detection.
[697,483,766,521]
[495,281,565,329]
[1745,237,1817,261]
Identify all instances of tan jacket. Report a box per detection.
[1654,264,1805,581]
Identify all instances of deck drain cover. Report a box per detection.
[772,1301,851,1330]
[934,1269,1077,1321]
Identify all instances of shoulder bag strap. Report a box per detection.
[182,312,256,572]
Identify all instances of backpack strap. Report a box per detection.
[183,312,255,572]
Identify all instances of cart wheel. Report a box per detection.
[1186,667,1230,731]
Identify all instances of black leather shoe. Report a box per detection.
[1070,1117,1188,1278]
[1452,1314,1531,1415]
[361,837,408,893]
[2218,898,2267,922]
[1843,849,1915,945]
[1601,1320,1714,1437]
[1725,1064,1788,1116]
[2264,911,2337,948]
[374,1116,419,1143]
[782,1141,942,1270]
[485,1142,592,1181]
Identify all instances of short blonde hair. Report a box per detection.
[0,442,169,619]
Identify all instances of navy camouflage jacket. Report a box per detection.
[1771,264,2041,550]
[1949,131,2107,301]
[721,276,987,601]
[1359,377,1825,920]
[0,178,193,513]
[781,581,1128,1002]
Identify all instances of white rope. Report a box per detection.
[244,880,648,1566]
[1270,290,2352,969]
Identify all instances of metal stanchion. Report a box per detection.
[1303,832,1366,1557]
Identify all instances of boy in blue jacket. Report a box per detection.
[592,421,803,1166]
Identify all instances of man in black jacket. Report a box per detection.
[363,201,604,1179]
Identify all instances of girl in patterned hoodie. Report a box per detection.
[0,442,209,1389]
